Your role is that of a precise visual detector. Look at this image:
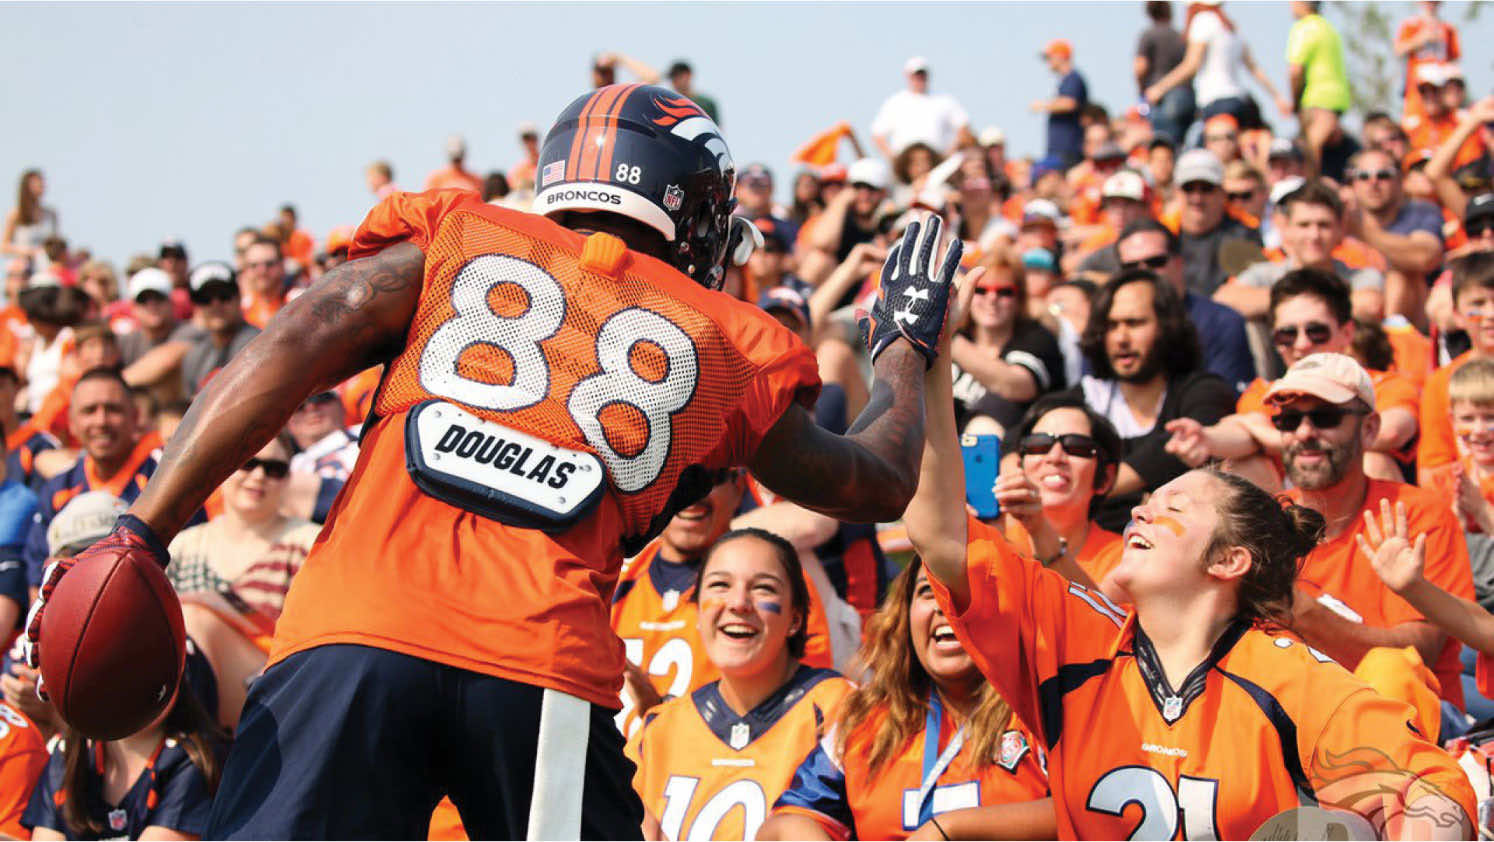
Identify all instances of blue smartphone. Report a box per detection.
[961,434,1001,520]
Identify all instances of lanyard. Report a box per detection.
[915,692,967,827]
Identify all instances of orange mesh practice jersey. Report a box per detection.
[929,517,1475,839]
[0,702,46,839]
[268,191,821,708]
[774,687,1048,841]
[610,538,835,738]
[1287,480,1474,708]
[628,666,851,841]
[1421,351,1478,475]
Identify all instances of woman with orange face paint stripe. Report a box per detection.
[896,280,1475,839]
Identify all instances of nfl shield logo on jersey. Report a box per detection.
[729,722,750,750]
[998,729,1029,771]
[109,809,128,832]
[663,185,684,212]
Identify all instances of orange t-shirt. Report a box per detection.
[267,191,822,708]
[1421,460,1494,531]
[610,538,835,738]
[0,702,47,839]
[1398,17,1461,117]
[1419,350,1478,474]
[423,166,484,195]
[1384,321,1434,393]
[241,292,285,330]
[1405,110,1486,170]
[929,516,1475,839]
[629,667,851,841]
[1287,479,1474,709]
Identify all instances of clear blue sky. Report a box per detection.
[4,2,1490,267]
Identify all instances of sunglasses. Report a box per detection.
[192,286,238,305]
[1018,433,1101,459]
[240,457,290,479]
[975,285,1018,299]
[1353,169,1397,183]
[1120,254,1170,271]
[1227,190,1257,202]
[1271,322,1334,347]
[1205,133,1238,143]
[1270,406,1365,433]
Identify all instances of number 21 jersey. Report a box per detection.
[269,190,822,708]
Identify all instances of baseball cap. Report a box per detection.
[1268,175,1307,208]
[1175,149,1224,187]
[517,121,539,139]
[819,163,847,184]
[445,134,467,159]
[1093,142,1126,163]
[1041,39,1072,60]
[740,163,773,188]
[1416,62,1455,88]
[189,261,238,295]
[1021,198,1062,228]
[751,216,790,251]
[27,271,61,290]
[757,283,812,330]
[903,56,929,75]
[1102,170,1148,203]
[1021,248,1057,272]
[128,267,173,301]
[159,239,188,260]
[1031,155,1065,182]
[978,126,1006,147]
[847,158,890,191]
[47,491,127,557]
[1265,353,1376,408]
[1268,137,1305,162]
[1465,193,1494,228]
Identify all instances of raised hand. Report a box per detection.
[1356,499,1426,595]
[862,215,962,368]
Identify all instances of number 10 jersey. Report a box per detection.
[267,190,822,707]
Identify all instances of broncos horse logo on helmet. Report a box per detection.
[534,84,738,288]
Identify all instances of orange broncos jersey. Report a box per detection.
[628,666,851,841]
[929,517,1474,840]
[0,701,47,839]
[774,688,1048,841]
[268,191,822,708]
[611,538,836,737]
[999,519,1122,589]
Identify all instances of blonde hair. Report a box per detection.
[1223,159,1264,187]
[1450,358,1494,407]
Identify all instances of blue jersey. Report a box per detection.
[5,427,58,494]
[0,480,37,618]
[22,738,214,840]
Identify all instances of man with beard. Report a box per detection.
[1268,352,1473,731]
[1066,269,1235,531]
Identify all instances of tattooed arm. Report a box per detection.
[748,343,925,524]
[130,243,424,539]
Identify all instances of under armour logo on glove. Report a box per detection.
[862,215,961,367]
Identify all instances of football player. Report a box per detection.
[26,84,960,839]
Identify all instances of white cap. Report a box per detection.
[445,134,467,159]
[517,121,539,138]
[1416,62,1456,87]
[189,261,237,293]
[47,491,127,556]
[1102,170,1148,203]
[128,267,173,301]
[26,271,61,290]
[1175,149,1224,187]
[1269,175,1307,208]
[847,157,891,191]
[1021,198,1063,224]
[978,126,1006,147]
[904,56,929,75]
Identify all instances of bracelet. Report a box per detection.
[1039,536,1069,567]
[929,814,950,841]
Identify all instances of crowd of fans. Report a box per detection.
[0,0,1493,838]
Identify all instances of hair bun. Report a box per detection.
[1281,502,1326,556]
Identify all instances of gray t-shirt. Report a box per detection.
[1235,257,1384,292]
[1137,23,1187,89]
[118,322,204,366]
[181,322,260,398]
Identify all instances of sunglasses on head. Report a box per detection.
[1353,169,1397,183]
[1120,253,1170,271]
[1270,406,1365,433]
[975,285,1018,298]
[1018,432,1101,459]
[1271,322,1334,346]
[240,457,290,479]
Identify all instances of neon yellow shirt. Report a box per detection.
[1287,13,1351,112]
